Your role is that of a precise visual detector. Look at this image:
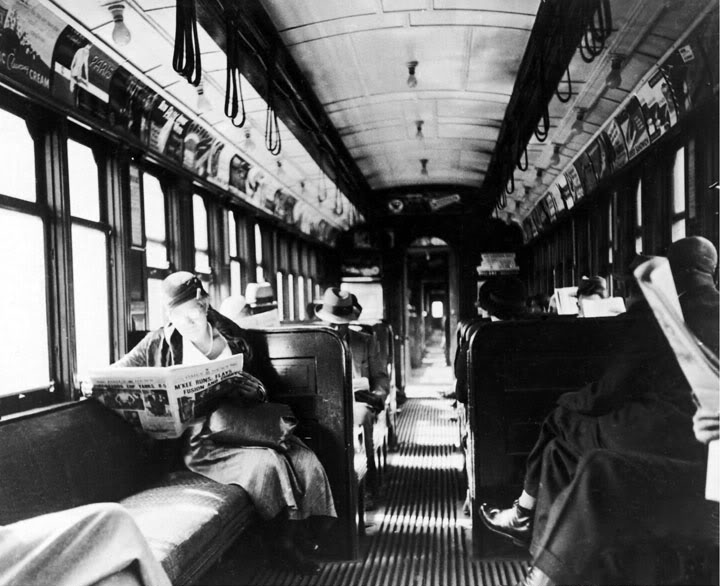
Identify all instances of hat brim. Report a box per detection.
[477,289,526,318]
[314,305,358,324]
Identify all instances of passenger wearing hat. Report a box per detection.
[477,276,529,321]
[315,287,389,504]
[114,271,336,574]
[245,282,278,314]
[480,243,719,586]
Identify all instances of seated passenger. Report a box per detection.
[575,275,608,317]
[315,287,389,504]
[116,272,336,574]
[0,502,171,586]
[477,276,530,321]
[480,240,719,578]
[218,293,249,324]
[521,407,720,586]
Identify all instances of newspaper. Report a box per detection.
[634,257,719,412]
[552,287,579,315]
[579,296,626,318]
[86,354,244,439]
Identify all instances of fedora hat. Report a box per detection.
[477,276,527,320]
[245,282,277,308]
[315,287,360,324]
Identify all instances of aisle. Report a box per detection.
[204,339,527,585]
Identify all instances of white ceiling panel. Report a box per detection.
[466,28,530,94]
[260,0,378,32]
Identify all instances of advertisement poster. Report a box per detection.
[606,118,628,170]
[228,154,251,194]
[556,173,574,211]
[548,183,565,215]
[585,132,614,183]
[543,192,557,221]
[615,96,650,160]
[0,0,64,92]
[148,98,186,162]
[182,121,216,178]
[108,67,157,144]
[52,27,119,121]
[574,152,597,196]
[564,164,584,202]
[635,68,677,143]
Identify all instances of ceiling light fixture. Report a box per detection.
[196,81,211,113]
[605,54,624,90]
[415,120,424,139]
[243,128,255,151]
[420,158,428,176]
[407,60,418,88]
[106,2,132,47]
[571,108,586,135]
[534,168,544,187]
[549,144,562,167]
[276,159,284,176]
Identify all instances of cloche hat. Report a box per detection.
[162,271,207,309]
[477,276,527,320]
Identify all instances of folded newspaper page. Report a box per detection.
[634,257,718,412]
[579,296,626,318]
[87,354,244,439]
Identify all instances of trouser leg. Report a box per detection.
[354,402,377,493]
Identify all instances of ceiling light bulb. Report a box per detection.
[196,83,212,113]
[415,120,424,139]
[534,168,544,187]
[407,61,418,89]
[276,159,284,175]
[420,158,428,176]
[107,3,131,47]
[243,129,255,151]
[549,145,561,167]
[605,55,624,90]
[571,109,585,135]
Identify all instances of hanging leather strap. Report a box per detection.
[172,0,202,86]
[224,13,246,127]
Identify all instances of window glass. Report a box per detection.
[193,195,210,273]
[0,110,35,201]
[276,272,285,320]
[228,211,237,257]
[288,274,295,321]
[230,260,241,296]
[431,301,444,319]
[672,148,686,214]
[143,174,168,269]
[72,225,110,375]
[0,210,49,393]
[297,275,305,320]
[256,266,265,283]
[147,277,165,330]
[67,141,100,221]
[254,223,263,265]
[672,219,686,242]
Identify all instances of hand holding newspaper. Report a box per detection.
[86,354,245,439]
[634,257,719,412]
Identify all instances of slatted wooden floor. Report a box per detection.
[203,347,527,586]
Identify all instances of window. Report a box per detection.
[671,147,686,242]
[297,275,305,320]
[0,109,50,396]
[276,271,285,320]
[288,273,296,321]
[143,173,169,329]
[228,210,242,296]
[431,301,444,318]
[193,194,210,276]
[68,140,111,376]
[635,179,643,254]
[0,111,35,201]
[255,223,264,283]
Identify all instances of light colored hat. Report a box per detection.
[162,272,207,309]
[245,283,277,308]
[315,287,360,324]
[219,295,249,323]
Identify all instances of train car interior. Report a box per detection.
[0,0,718,585]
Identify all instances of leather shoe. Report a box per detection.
[516,566,553,586]
[479,500,533,547]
